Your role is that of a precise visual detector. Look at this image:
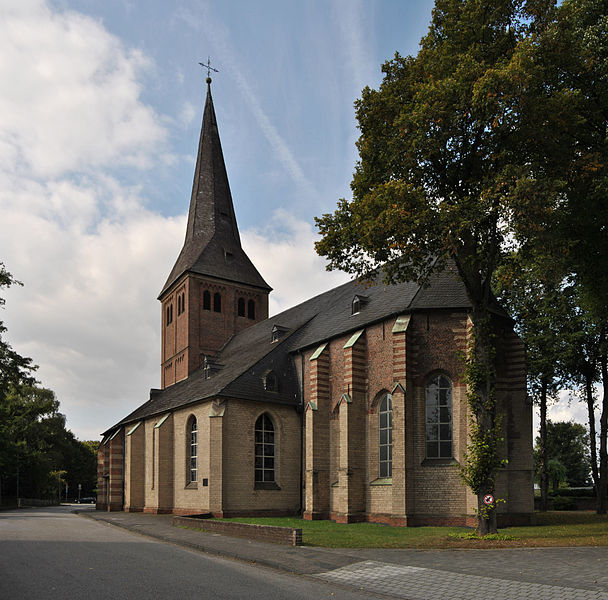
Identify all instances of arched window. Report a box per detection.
[213,292,222,313]
[379,393,393,477]
[254,414,275,483]
[203,290,211,311]
[237,297,245,317]
[166,304,173,326]
[247,299,255,319]
[425,375,452,458]
[177,292,185,315]
[188,417,198,483]
[352,297,360,315]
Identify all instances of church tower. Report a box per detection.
[158,77,271,389]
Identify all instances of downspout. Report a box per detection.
[122,428,126,510]
[299,351,305,516]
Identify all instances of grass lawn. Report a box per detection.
[215,511,608,549]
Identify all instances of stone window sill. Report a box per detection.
[370,477,393,486]
[254,481,281,490]
[421,458,459,467]
[185,482,198,490]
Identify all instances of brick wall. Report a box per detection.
[172,515,302,546]
[160,273,269,389]
[222,400,301,514]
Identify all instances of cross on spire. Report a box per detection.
[199,57,219,83]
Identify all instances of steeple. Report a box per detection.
[160,79,271,297]
[158,76,271,389]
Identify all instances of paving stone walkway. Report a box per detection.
[314,560,608,600]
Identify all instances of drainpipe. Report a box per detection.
[299,351,305,516]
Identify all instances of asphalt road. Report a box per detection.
[0,505,377,600]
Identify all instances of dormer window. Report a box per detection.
[351,294,368,315]
[203,356,222,379]
[271,325,289,343]
[264,371,278,392]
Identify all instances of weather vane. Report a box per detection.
[199,57,219,81]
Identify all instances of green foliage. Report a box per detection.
[552,496,578,511]
[0,263,97,500]
[535,421,592,488]
[549,488,595,498]
[315,0,545,534]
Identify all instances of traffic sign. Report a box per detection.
[483,494,494,505]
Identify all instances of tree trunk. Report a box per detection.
[584,370,600,496]
[539,377,549,511]
[470,307,499,535]
[598,349,608,515]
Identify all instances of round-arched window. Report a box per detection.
[425,375,452,458]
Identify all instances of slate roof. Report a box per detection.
[107,259,494,434]
[159,81,270,297]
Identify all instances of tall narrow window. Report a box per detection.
[213,292,222,313]
[254,414,275,483]
[188,417,198,483]
[425,375,452,458]
[379,393,393,477]
[238,297,245,317]
[203,290,211,311]
[177,292,185,315]
[166,304,173,325]
[247,299,255,319]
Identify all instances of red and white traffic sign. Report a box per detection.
[483,494,494,505]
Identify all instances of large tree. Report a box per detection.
[538,421,592,488]
[529,0,608,513]
[495,253,574,510]
[316,0,548,534]
[0,263,97,503]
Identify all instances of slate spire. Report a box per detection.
[160,78,271,296]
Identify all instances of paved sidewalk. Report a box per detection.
[79,509,608,599]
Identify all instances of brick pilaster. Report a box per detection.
[304,345,330,520]
[334,331,366,522]
[124,423,145,512]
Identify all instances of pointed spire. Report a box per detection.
[160,78,270,297]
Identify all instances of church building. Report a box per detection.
[97,78,534,526]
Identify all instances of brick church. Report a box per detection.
[97,78,534,526]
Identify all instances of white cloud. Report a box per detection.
[173,4,318,200]
[0,0,175,439]
[0,0,167,178]
[0,0,349,441]
[243,209,350,316]
[332,0,377,96]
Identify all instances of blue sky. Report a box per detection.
[0,0,585,440]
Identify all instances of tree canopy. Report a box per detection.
[315,0,608,528]
[0,263,97,503]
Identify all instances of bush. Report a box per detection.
[552,496,578,510]
[548,488,595,498]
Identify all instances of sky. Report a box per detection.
[0,0,589,441]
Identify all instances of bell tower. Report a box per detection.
[158,76,271,388]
